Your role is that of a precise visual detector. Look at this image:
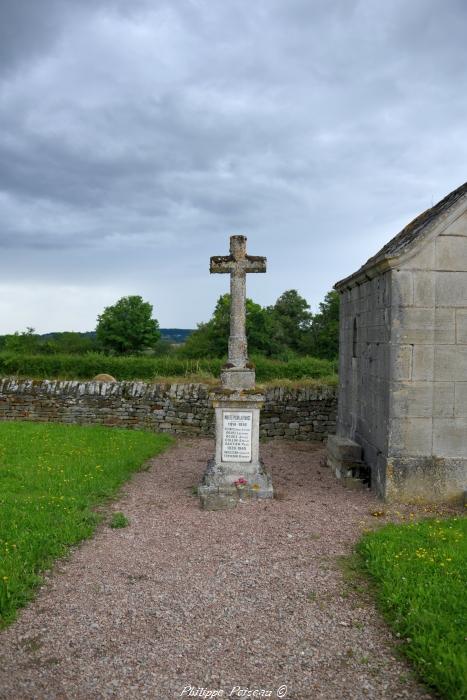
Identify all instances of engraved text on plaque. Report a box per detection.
[222,411,253,462]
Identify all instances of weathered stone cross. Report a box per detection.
[199,234,273,509]
[210,235,266,371]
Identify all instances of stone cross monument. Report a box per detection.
[210,236,266,389]
[199,235,274,510]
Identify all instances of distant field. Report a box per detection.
[358,517,467,700]
[0,422,173,627]
[0,352,338,383]
[30,328,194,344]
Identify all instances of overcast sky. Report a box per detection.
[0,0,466,333]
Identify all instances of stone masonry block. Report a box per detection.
[436,235,467,271]
[392,307,435,345]
[412,345,434,381]
[386,456,466,503]
[390,344,413,381]
[413,271,436,307]
[327,435,362,463]
[456,309,467,344]
[433,419,467,458]
[436,272,467,307]
[391,382,433,418]
[443,210,467,237]
[454,383,467,417]
[367,326,388,343]
[391,270,413,306]
[432,383,455,418]
[435,346,467,381]
[389,418,433,457]
[435,308,456,344]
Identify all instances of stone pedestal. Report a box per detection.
[219,367,255,390]
[199,389,274,510]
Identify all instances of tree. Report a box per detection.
[96,296,160,355]
[3,328,41,354]
[303,290,340,360]
[271,289,313,353]
[48,332,98,355]
[181,294,279,358]
[245,301,279,357]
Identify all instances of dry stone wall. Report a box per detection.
[0,378,337,442]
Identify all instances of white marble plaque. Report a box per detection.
[222,411,252,462]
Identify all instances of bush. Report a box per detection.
[250,354,338,381]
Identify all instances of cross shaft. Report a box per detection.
[210,235,266,369]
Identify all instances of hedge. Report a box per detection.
[0,352,337,383]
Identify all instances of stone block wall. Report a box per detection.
[0,378,337,442]
[386,211,467,501]
[337,271,392,496]
[260,385,337,440]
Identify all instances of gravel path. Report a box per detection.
[0,438,435,700]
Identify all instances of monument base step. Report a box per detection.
[199,458,274,510]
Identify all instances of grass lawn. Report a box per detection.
[0,421,173,627]
[357,517,467,700]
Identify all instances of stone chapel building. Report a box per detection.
[328,182,467,502]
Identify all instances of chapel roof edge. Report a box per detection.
[334,181,467,291]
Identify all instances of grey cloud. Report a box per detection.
[0,0,130,75]
[0,0,64,74]
[0,0,466,332]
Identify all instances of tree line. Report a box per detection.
[0,289,339,361]
[182,289,339,360]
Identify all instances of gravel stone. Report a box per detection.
[0,438,436,700]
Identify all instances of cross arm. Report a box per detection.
[210,255,236,273]
[244,255,267,273]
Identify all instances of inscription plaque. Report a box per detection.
[222,411,253,462]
